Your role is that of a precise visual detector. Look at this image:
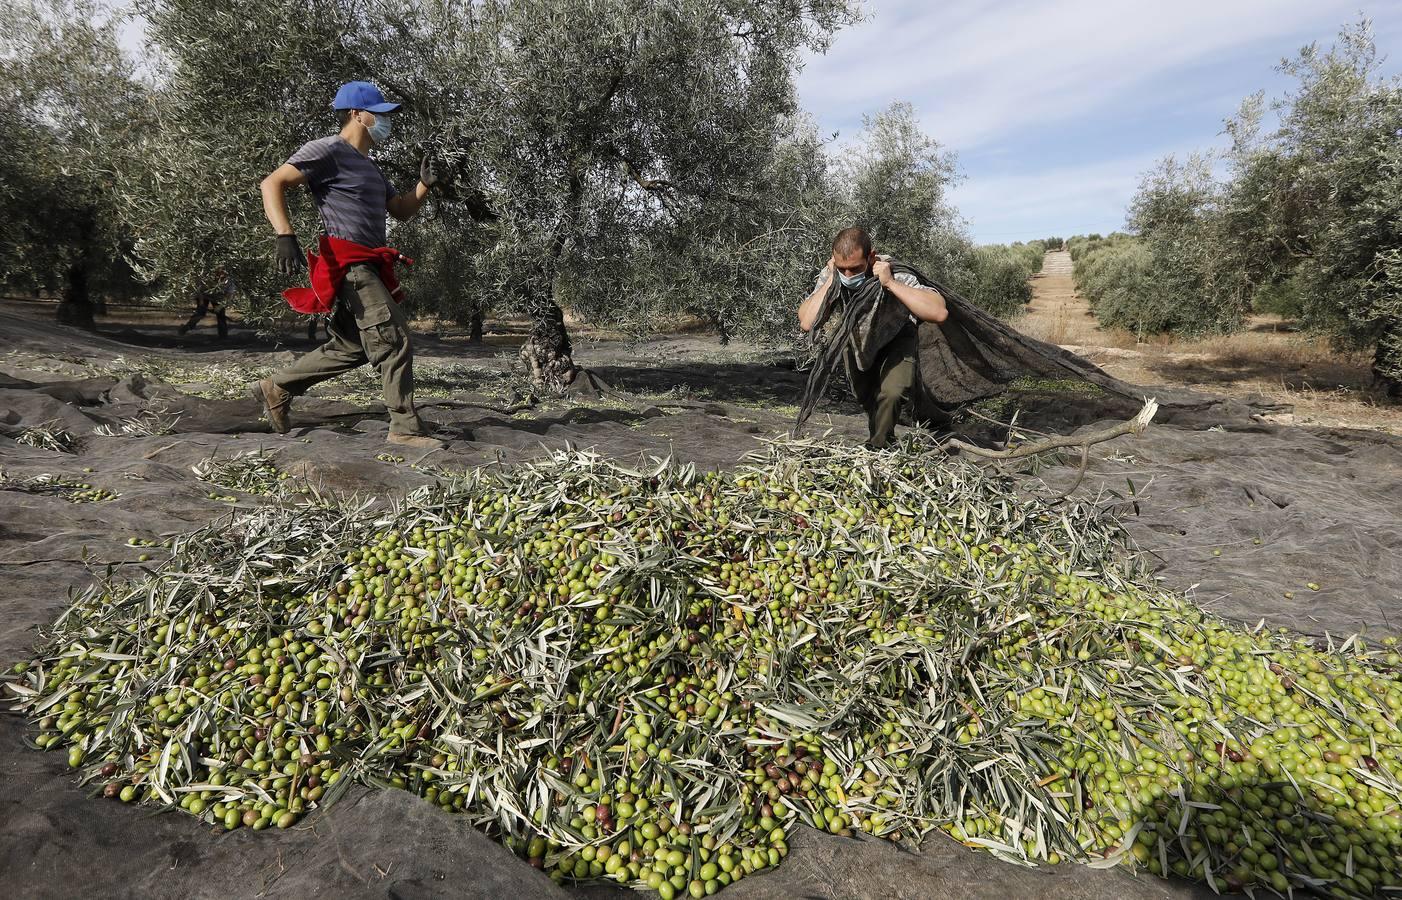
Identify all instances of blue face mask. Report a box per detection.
[366,114,392,144]
[838,270,868,289]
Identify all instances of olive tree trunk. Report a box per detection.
[516,164,610,398]
[518,299,608,398]
[519,302,579,390]
[55,260,95,330]
[55,217,97,330]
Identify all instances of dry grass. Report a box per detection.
[1177,323,1365,369]
[1027,252,1402,434]
[1028,306,1073,346]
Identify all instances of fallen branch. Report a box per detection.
[416,398,538,416]
[143,440,190,460]
[945,398,1158,460]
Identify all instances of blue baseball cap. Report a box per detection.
[331,81,401,113]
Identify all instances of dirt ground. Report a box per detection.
[1021,251,1400,435]
[1,284,1399,900]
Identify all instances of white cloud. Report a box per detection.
[798,0,1363,151]
[950,126,1241,240]
[948,152,1154,240]
[798,0,1402,240]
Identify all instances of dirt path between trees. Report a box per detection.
[1021,251,1402,434]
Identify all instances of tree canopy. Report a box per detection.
[410,0,860,385]
[1075,19,1402,389]
[0,0,149,326]
[4,1,1165,388]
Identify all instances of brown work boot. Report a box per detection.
[386,432,445,450]
[254,379,292,434]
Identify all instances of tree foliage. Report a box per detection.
[0,0,148,325]
[411,0,858,378]
[106,0,857,382]
[1267,22,1402,387]
[1071,20,1402,389]
[1072,234,1158,334]
[965,242,1042,318]
[829,102,966,279]
[1125,153,1252,336]
[608,120,839,344]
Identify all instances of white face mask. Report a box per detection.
[838,270,868,289]
[363,113,392,144]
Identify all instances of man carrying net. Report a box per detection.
[798,227,949,449]
[796,226,1146,446]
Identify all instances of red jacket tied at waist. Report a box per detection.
[282,234,414,315]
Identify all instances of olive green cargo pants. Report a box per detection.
[270,263,425,436]
[847,326,918,450]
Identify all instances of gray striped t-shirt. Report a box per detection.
[286,136,397,248]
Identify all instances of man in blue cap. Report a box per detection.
[255,80,446,449]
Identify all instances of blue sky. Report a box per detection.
[796,0,1402,244]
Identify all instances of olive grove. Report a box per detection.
[108,0,859,390]
[4,0,1055,390]
[1070,20,1402,392]
[0,0,149,328]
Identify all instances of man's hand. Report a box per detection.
[873,258,893,287]
[419,152,445,192]
[274,234,305,275]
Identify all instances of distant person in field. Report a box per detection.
[179,267,233,340]
[797,227,950,449]
[255,80,446,450]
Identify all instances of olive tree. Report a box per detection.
[1087,20,1402,388]
[1266,21,1402,390]
[830,102,972,285]
[0,0,148,328]
[116,0,422,324]
[410,0,858,390]
[965,243,1039,318]
[1124,153,1252,336]
[591,118,839,345]
[689,121,842,344]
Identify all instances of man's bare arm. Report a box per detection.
[874,260,948,323]
[887,279,948,323]
[386,180,431,222]
[260,164,306,235]
[797,259,834,332]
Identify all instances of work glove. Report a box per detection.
[420,151,446,192]
[274,234,305,275]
